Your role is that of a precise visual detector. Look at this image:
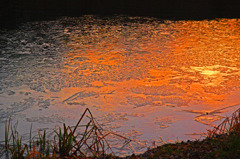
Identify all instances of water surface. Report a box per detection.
[0,16,240,155]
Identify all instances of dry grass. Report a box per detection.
[208,107,240,138]
[0,108,131,158]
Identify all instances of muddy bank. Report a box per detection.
[1,0,240,28]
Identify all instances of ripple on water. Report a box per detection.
[0,16,240,155]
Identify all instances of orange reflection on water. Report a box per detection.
[164,19,240,107]
[61,18,240,134]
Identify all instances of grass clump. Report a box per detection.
[0,108,131,159]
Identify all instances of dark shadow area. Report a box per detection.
[1,0,240,29]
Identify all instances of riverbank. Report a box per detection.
[103,107,240,158]
[129,132,240,158]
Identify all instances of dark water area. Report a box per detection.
[1,0,240,29]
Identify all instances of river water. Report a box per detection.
[0,16,240,155]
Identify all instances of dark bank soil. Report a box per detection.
[102,133,240,159]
